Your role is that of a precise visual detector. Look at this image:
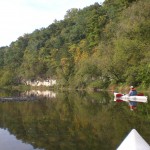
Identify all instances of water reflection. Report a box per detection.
[0,128,43,150]
[0,90,149,150]
[23,90,56,98]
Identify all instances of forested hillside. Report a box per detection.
[0,0,149,89]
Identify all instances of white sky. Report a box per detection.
[0,0,104,47]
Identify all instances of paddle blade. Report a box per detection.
[137,93,144,96]
[116,99,123,102]
[116,94,123,97]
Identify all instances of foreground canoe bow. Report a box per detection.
[114,93,148,103]
[117,129,150,150]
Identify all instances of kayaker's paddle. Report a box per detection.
[116,93,123,97]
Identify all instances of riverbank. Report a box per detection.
[0,83,150,93]
[107,84,150,94]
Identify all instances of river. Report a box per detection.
[0,89,150,150]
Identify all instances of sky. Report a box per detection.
[0,0,104,47]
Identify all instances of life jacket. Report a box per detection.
[129,88,137,96]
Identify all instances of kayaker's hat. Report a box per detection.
[130,86,133,89]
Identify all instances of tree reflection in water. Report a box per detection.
[0,90,149,150]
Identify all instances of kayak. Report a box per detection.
[117,129,150,150]
[114,93,148,103]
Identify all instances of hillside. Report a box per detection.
[0,0,149,89]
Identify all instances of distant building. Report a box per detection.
[25,79,56,87]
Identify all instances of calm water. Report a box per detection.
[0,90,150,150]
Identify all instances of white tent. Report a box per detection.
[117,129,150,150]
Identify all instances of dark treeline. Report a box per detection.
[0,0,149,89]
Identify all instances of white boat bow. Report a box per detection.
[117,129,150,150]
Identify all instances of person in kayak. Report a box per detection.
[129,86,137,96]
[128,86,138,110]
